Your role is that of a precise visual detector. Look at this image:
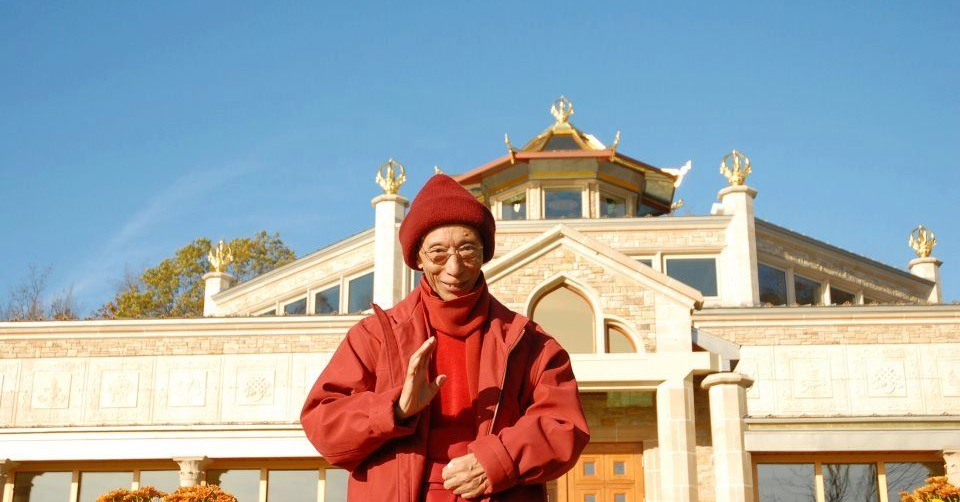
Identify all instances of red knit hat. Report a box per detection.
[399,174,496,270]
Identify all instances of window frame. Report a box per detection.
[344,269,375,314]
[752,452,945,502]
[280,295,308,316]
[663,255,721,299]
[756,256,897,307]
[309,281,342,315]
[493,186,529,221]
[540,183,588,220]
[595,181,637,219]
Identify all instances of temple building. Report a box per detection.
[1,97,957,502]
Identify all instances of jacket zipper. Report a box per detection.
[487,328,525,436]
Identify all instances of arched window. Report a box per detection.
[605,324,637,353]
[532,285,595,354]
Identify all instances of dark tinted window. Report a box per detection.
[314,286,340,314]
[348,272,374,313]
[665,258,718,297]
[758,264,787,306]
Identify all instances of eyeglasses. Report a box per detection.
[419,244,483,266]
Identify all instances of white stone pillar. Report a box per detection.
[202,272,235,317]
[643,442,662,502]
[944,448,960,486]
[717,185,760,307]
[703,373,755,502]
[372,193,409,308]
[657,376,699,502]
[174,457,211,488]
[0,460,17,502]
[909,257,943,304]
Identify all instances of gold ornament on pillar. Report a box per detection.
[909,225,937,258]
[207,240,233,273]
[376,158,407,195]
[550,95,574,124]
[720,150,752,186]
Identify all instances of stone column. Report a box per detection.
[0,460,18,502]
[703,373,755,502]
[944,449,960,486]
[372,193,409,308]
[174,457,212,488]
[717,185,760,307]
[202,272,236,317]
[909,257,943,304]
[657,376,699,502]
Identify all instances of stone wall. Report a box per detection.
[0,333,345,359]
[736,343,960,417]
[696,320,960,346]
[488,246,658,352]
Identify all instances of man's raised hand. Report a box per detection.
[394,336,446,421]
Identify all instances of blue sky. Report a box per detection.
[1,1,957,314]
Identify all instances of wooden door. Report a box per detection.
[553,443,643,502]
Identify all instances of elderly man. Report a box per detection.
[301,174,589,502]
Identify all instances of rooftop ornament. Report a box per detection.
[434,165,444,175]
[376,158,407,195]
[909,225,937,258]
[504,134,517,164]
[720,150,752,186]
[551,96,574,124]
[207,239,233,273]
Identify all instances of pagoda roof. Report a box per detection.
[453,96,682,187]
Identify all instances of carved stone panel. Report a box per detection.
[153,356,221,424]
[16,359,86,426]
[918,345,960,414]
[790,359,833,399]
[83,357,155,425]
[773,346,849,415]
[866,360,907,398]
[222,354,291,422]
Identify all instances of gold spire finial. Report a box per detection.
[505,133,517,164]
[550,96,574,124]
[670,199,684,212]
[909,225,937,258]
[720,150,752,186]
[375,158,407,195]
[207,239,233,273]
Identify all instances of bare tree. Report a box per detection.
[2,264,80,321]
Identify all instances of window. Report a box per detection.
[885,462,945,502]
[636,258,653,268]
[314,285,340,314]
[347,272,374,313]
[600,193,626,218]
[606,325,635,353]
[501,193,526,221]
[757,463,815,502]
[544,189,583,219]
[139,470,179,494]
[257,308,276,316]
[13,471,72,502]
[532,286,594,354]
[325,469,349,502]
[822,463,879,502]
[755,457,943,502]
[283,297,307,315]
[206,470,260,502]
[758,264,787,306]
[636,201,659,217]
[830,286,856,306]
[268,470,318,502]
[79,472,133,502]
[794,274,822,306]
[665,258,718,297]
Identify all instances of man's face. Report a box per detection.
[416,224,484,301]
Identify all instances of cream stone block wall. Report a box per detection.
[2,352,334,428]
[488,246,660,352]
[0,361,18,426]
[736,343,960,417]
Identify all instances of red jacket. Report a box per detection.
[300,287,590,502]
